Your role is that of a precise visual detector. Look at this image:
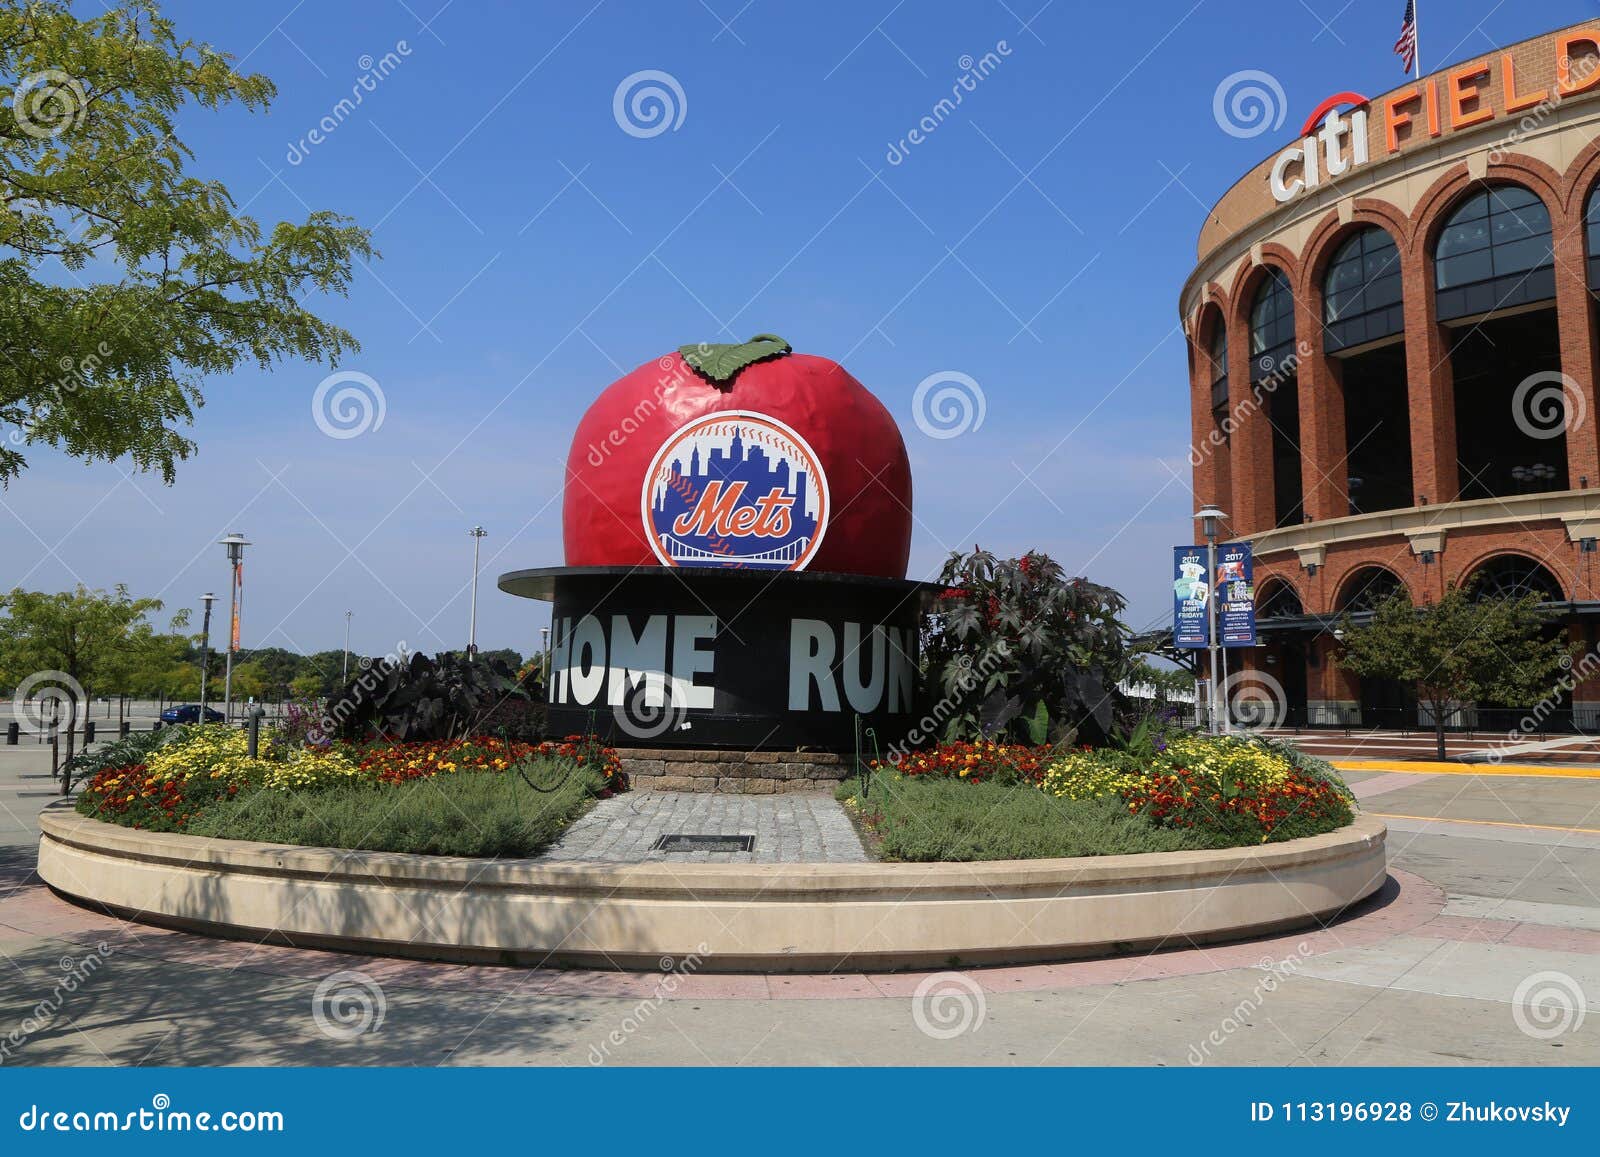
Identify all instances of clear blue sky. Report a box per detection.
[5,0,1593,659]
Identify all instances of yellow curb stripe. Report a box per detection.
[1365,811,1600,836]
[1331,759,1600,780]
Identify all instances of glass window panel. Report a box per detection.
[1436,222,1489,258]
[1489,185,1538,211]
[1436,251,1491,289]
[1450,190,1491,222]
[1492,236,1555,276]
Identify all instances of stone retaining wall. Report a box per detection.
[619,748,851,793]
[37,807,1389,972]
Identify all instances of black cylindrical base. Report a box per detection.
[498,566,933,751]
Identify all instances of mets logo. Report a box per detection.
[641,410,829,571]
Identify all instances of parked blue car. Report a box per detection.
[159,704,225,725]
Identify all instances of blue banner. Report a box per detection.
[1218,540,1256,647]
[1,1068,1593,1153]
[1173,545,1209,648]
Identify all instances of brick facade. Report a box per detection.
[1183,21,1600,722]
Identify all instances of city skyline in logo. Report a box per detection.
[642,411,829,571]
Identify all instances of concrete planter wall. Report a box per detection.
[38,806,1386,972]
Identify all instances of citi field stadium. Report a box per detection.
[1182,22,1600,730]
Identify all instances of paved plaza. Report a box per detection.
[1,744,1597,1065]
[540,790,867,863]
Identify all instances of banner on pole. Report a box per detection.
[1172,546,1209,648]
[1217,542,1256,647]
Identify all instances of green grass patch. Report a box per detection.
[186,760,602,857]
[837,774,1232,861]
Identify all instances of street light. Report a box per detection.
[197,593,217,723]
[342,610,353,682]
[467,526,487,660]
[218,532,250,722]
[1194,506,1228,736]
[539,624,551,688]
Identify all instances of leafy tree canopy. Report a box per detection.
[1338,583,1571,759]
[0,583,179,724]
[0,0,376,482]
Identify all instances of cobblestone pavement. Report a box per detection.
[539,789,868,863]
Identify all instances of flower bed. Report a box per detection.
[76,727,624,844]
[875,740,1054,785]
[849,732,1355,858]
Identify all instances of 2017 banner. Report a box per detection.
[1217,542,1256,647]
[1173,546,1209,648]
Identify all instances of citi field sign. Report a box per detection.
[1269,28,1600,203]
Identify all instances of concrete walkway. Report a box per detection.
[0,750,1596,1065]
[539,790,867,863]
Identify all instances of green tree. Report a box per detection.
[1338,584,1571,760]
[0,583,173,778]
[227,659,269,702]
[0,0,375,482]
[288,671,321,700]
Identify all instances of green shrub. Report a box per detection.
[839,774,1225,862]
[186,759,601,857]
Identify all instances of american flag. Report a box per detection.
[1394,1,1418,74]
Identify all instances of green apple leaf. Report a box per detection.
[678,333,792,386]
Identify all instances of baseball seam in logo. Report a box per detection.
[641,410,829,571]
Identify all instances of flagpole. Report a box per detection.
[1413,2,1421,78]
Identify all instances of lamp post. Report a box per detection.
[342,610,353,682]
[218,532,250,722]
[539,624,551,688]
[197,593,217,724]
[1194,506,1228,735]
[467,526,486,660]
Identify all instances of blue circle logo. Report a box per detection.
[641,410,829,570]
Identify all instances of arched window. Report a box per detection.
[1586,185,1600,291]
[1208,324,1229,426]
[1434,185,1555,322]
[1335,566,1405,614]
[1466,555,1564,603]
[1248,267,1295,379]
[1323,227,1403,353]
[1256,579,1304,620]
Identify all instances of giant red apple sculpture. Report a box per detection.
[563,335,912,580]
